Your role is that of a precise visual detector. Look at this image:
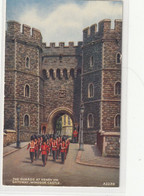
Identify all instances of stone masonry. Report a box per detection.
[4,19,122,157]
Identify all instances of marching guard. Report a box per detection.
[27,136,35,163]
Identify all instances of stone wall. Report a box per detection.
[97,132,120,157]
[3,130,16,146]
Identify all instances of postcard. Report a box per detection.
[2,0,123,190]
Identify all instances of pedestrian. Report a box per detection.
[56,137,60,160]
[40,138,48,167]
[27,136,35,163]
[73,129,78,143]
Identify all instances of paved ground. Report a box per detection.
[3,143,119,187]
[77,144,119,169]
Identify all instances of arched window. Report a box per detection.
[64,115,66,125]
[68,116,71,125]
[25,57,30,68]
[90,56,94,67]
[24,115,30,127]
[70,69,74,78]
[42,69,47,80]
[49,69,54,79]
[115,82,121,95]
[115,114,120,127]
[63,69,68,79]
[56,69,61,79]
[88,83,94,98]
[116,53,121,64]
[59,54,63,62]
[87,114,94,128]
[24,84,30,97]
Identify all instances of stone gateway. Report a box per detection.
[4,19,122,157]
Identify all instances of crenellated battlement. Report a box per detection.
[83,19,122,44]
[7,20,42,43]
[42,41,83,49]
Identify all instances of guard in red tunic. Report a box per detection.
[52,137,57,161]
[40,139,48,167]
[73,129,78,143]
[37,135,41,159]
[34,136,39,160]
[46,136,50,161]
[60,138,66,163]
[27,136,35,163]
[56,137,60,160]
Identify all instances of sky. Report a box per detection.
[6,0,123,45]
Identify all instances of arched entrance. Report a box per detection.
[47,107,75,136]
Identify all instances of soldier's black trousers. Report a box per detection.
[42,154,46,166]
[61,152,65,163]
[35,150,38,160]
[30,152,34,163]
[52,150,56,161]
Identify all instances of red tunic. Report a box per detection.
[60,142,66,153]
[73,130,78,138]
[41,144,48,155]
[52,141,57,151]
[27,142,35,152]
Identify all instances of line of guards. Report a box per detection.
[27,134,70,166]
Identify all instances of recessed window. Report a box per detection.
[64,115,66,125]
[25,57,30,68]
[88,83,94,98]
[115,114,120,127]
[68,116,71,125]
[24,115,30,127]
[24,84,30,97]
[49,69,54,79]
[70,69,74,79]
[63,69,68,79]
[115,82,121,95]
[42,69,47,80]
[90,56,94,67]
[116,53,121,64]
[59,54,63,62]
[87,113,94,128]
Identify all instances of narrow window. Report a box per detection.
[24,115,29,126]
[88,83,94,98]
[70,69,74,78]
[115,114,120,127]
[68,116,71,125]
[42,69,47,80]
[26,57,30,68]
[63,69,68,79]
[64,115,66,125]
[90,56,94,67]
[115,82,121,95]
[25,85,30,97]
[56,69,61,79]
[49,69,54,79]
[116,53,121,64]
[59,54,62,62]
[87,114,94,128]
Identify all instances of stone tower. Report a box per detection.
[4,21,44,140]
[82,19,122,156]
